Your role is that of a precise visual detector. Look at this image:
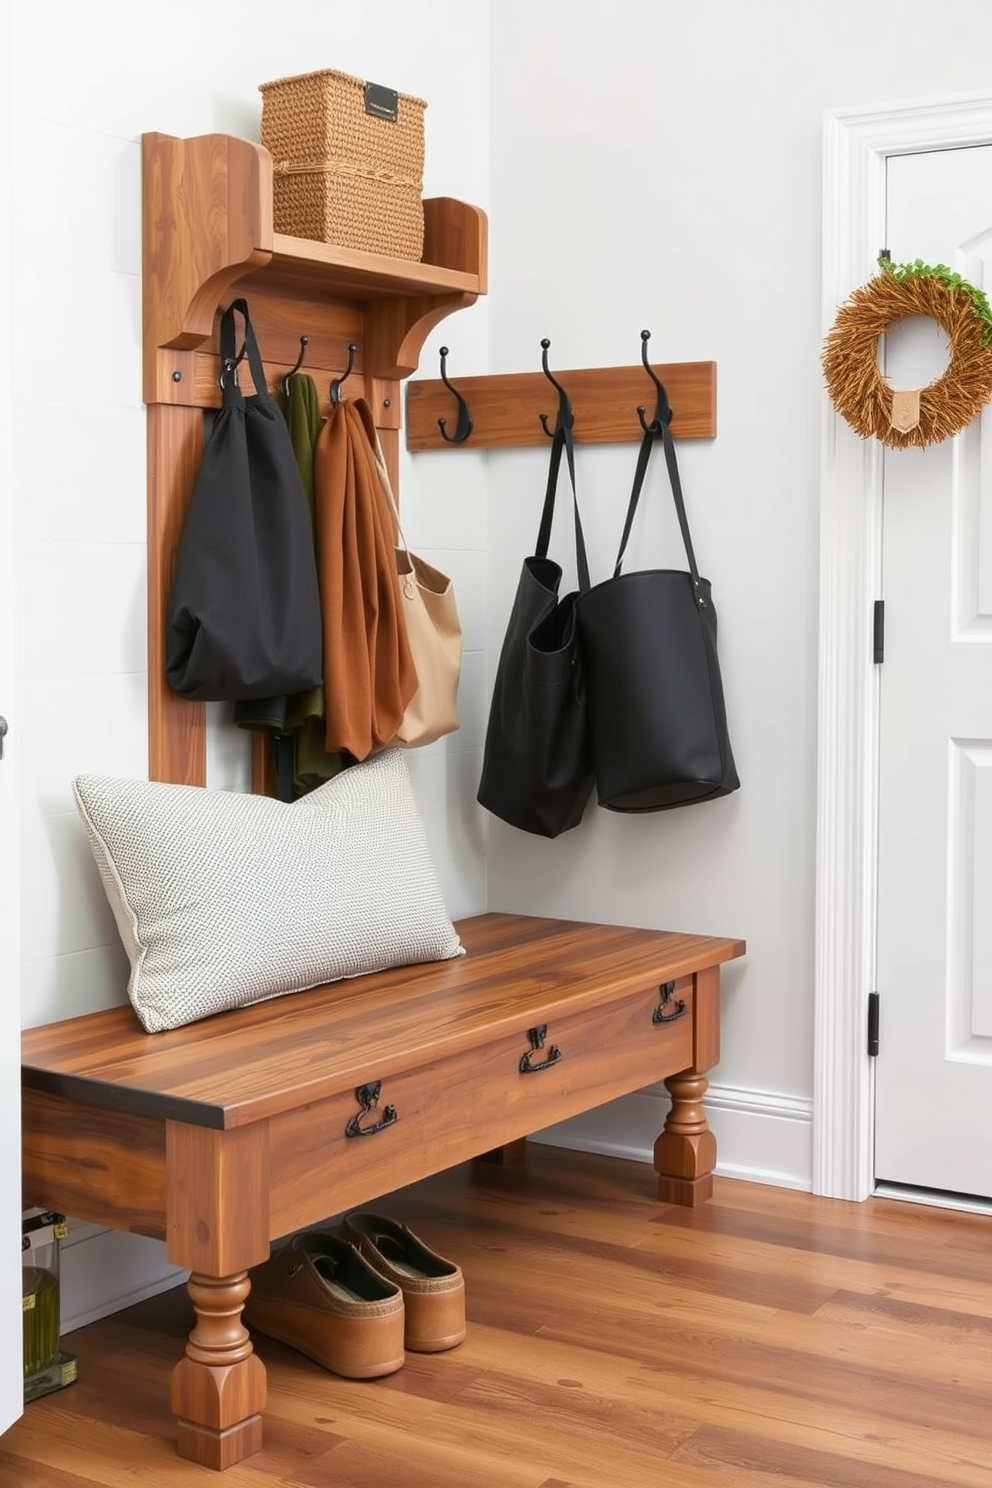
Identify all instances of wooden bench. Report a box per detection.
[21,911,744,1471]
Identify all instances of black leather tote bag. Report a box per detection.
[477,419,594,837]
[165,298,323,702]
[576,413,739,812]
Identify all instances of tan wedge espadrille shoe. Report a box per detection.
[340,1212,466,1353]
[245,1231,405,1378]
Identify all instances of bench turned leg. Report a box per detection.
[170,1271,267,1470]
[653,1070,716,1207]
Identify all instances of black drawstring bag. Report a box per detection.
[477,417,594,837]
[576,408,739,812]
[165,298,323,702]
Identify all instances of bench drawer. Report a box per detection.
[266,975,693,1237]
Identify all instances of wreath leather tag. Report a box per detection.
[890,388,922,433]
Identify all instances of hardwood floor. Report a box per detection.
[2,1145,990,1486]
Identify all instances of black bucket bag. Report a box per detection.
[576,407,740,812]
[477,415,594,838]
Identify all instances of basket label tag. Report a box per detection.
[365,82,399,123]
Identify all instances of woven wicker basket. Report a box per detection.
[259,68,426,260]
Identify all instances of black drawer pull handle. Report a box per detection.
[653,981,688,1025]
[519,1024,562,1074]
[344,1081,398,1138]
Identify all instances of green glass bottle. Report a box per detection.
[22,1213,65,1379]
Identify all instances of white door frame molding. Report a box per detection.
[816,90,992,1200]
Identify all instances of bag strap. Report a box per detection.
[219,298,270,401]
[350,397,409,553]
[534,417,591,592]
[612,415,704,602]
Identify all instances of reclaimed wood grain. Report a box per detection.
[21,916,743,1128]
[406,360,717,449]
[4,1148,990,1488]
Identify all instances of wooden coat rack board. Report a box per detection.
[406,354,717,449]
[142,130,488,791]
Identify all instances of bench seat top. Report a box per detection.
[21,913,744,1131]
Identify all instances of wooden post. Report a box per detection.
[165,1122,271,1467]
[654,965,722,1205]
[653,1070,717,1206]
[171,1271,266,1470]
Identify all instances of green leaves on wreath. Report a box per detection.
[878,254,992,346]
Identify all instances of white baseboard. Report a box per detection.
[60,1221,186,1337]
[530,1080,814,1192]
[58,1081,812,1332]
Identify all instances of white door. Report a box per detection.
[0,0,25,1429]
[874,144,992,1199]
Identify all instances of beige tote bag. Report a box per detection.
[391,545,463,746]
[362,408,463,747]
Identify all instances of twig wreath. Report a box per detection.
[822,256,992,449]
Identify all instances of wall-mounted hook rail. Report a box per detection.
[636,329,673,434]
[406,353,715,451]
[330,342,358,406]
[437,346,473,443]
[537,338,575,439]
[281,335,310,397]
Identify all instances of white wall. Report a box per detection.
[10,0,491,1328]
[0,2,27,1430]
[487,0,992,1179]
[12,0,492,1033]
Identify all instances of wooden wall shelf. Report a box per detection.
[143,132,487,414]
[406,359,717,450]
[142,131,488,789]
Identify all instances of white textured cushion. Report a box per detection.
[72,750,463,1033]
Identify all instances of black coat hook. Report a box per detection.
[538,338,574,438]
[636,330,673,434]
[330,342,357,406]
[437,346,473,444]
[281,335,309,398]
[218,339,248,388]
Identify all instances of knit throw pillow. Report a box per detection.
[72,749,463,1033]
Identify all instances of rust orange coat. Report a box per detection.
[314,398,417,759]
